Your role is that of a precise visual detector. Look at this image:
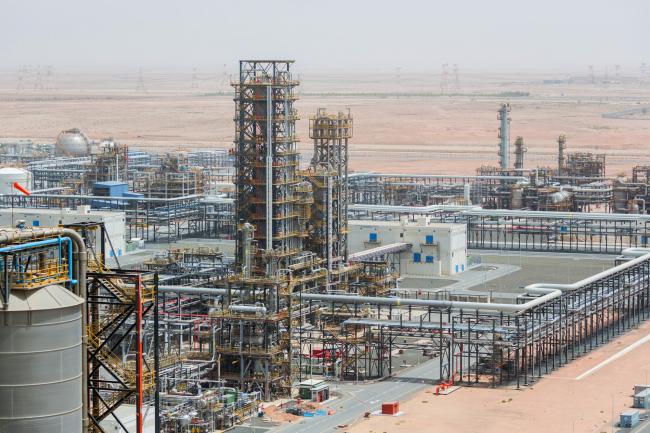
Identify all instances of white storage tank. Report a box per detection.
[0,285,83,433]
[56,128,90,156]
[0,167,32,195]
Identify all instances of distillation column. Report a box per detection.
[306,108,353,273]
[513,136,526,171]
[232,60,302,276]
[558,134,567,176]
[497,103,511,171]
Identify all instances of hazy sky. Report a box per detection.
[2,0,648,73]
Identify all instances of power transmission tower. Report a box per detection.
[440,63,449,95]
[191,68,199,89]
[136,68,146,93]
[395,66,401,97]
[43,65,54,91]
[16,65,28,93]
[453,64,460,93]
[33,65,44,91]
[218,63,229,92]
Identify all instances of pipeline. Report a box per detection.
[618,247,650,258]
[347,172,529,182]
[525,249,650,296]
[297,287,560,314]
[160,285,228,296]
[228,303,267,314]
[159,283,558,314]
[158,247,650,317]
[0,236,75,288]
[301,248,650,314]
[349,203,481,213]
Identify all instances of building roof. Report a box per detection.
[94,181,128,187]
[0,207,125,219]
[349,219,465,230]
[0,167,29,174]
[299,379,325,387]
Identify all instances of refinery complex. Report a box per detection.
[1,58,650,433]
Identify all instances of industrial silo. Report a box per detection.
[0,167,32,195]
[0,284,84,433]
[56,128,91,156]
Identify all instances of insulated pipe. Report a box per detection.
[300,249,650,314]
[347,172,529,182]
[618,248,650,258]
[349,204,482,213]
[228,304,267,314]
[525,250,650,294]
[159,285,228,296]
[0,237,74,284]
[462,208,650,222]
[158,248,650,316]
[297,287,560,314]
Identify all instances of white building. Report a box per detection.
[0,206,127,257]
[349,217,467,276]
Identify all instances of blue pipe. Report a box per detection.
[0,237,76,286]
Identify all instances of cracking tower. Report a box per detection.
[233,60,303,277]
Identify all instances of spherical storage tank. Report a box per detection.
[0,285,83,433]
[56,128,90,156]
[0,167,32,195]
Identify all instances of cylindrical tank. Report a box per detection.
[463,183,472,205]
[0,167,33,195]
[56,128,90,156]
[0,284,83,433]
[510,188,523,209]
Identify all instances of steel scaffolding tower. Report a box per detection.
[233,60,302,277]
[305,108,353,273]
[87,269,159,433]
[513,136,526,171]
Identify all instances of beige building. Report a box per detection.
[349,217,467,276]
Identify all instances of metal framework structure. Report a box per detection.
[348,173,526,207]
[86,269,159,433]
[84,141,129,191]
[311,250,650,387]
[233,60,302,275]
[206,60,397,401]
[304,108,352,272]
[350,206,650,254]
[563,152,606,181]
[348,170,614,212]
[513,136,526,171]
[0,193,217,242]
[133,153,205,199]
[28,156,91,191]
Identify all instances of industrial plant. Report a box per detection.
[2,59,650,433]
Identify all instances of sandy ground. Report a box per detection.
[1,70,649,176]
[347,319,650,433]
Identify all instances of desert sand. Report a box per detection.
[347,319,650,433]
[0,70,649,176]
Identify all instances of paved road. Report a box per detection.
[273,359,440,433]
